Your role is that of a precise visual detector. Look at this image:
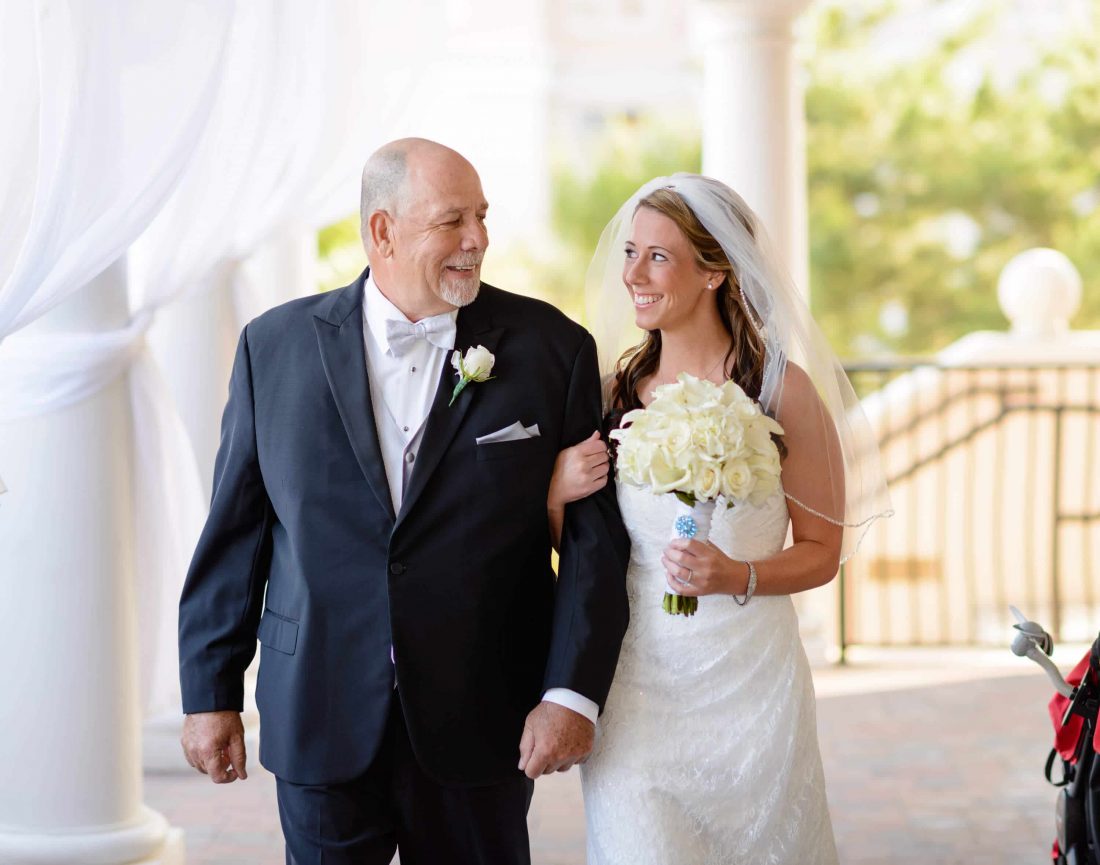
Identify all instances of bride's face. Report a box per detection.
[623,207,715,333]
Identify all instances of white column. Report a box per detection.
[698,0,812,294]
[0,259,184,864]
[234,221,318,327]
[147,264,240,502]
[698,0,836,663]
[391,0,553,250]
[143,265,248,773]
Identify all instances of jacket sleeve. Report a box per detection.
[178,325,272,714]
[543,332,630,710]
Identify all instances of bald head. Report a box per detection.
[360,138,477,228]
[359,143,408,227]
[360,138,489,318]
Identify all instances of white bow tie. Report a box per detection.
[384,314,456,356]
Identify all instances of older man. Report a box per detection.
[178,138,629,864]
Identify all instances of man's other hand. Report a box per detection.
[517,701,595,780]
[181,710,248,784]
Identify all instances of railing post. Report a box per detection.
[838,562,848,665]
[1052,406,1064,641]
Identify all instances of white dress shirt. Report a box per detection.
[362,273,598,724]
[362,274,454,513]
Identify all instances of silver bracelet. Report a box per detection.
[733,560,757,606]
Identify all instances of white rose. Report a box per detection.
[720,459,754,501]
[452,345,495,381]
[692,461,723,501]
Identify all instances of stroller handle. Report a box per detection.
[1009,605,1075,698]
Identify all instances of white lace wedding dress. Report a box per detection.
[581,481,838,865]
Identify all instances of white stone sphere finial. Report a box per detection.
[997,248,1082,338]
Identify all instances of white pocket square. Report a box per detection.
[476,421,540,445]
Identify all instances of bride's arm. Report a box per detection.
[548,431,611,552]
[662,363,845,597]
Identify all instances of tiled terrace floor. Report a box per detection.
[146,648,1079,864]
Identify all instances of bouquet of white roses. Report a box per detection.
[609,373,784,616]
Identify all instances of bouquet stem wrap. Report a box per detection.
[665,498,716,617]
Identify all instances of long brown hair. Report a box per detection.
[606,187,768,432]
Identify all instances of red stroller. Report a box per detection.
[1011,607,1100,865]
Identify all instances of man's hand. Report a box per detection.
[517,701,595,780]
[181,711,248,784]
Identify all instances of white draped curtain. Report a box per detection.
[130,1,380,335]
[0,0,237,730]
[0,1,232,337]
[126,0,385,719]
[0,0,434,726]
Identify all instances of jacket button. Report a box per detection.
[389,563,406,575]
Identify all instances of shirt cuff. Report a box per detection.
[542,688,599,724]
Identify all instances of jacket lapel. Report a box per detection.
[313,270,396,524]
[395,291,504,530]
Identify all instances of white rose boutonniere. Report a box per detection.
[449,345,496,406]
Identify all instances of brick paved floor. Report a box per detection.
[146,654,1068,864]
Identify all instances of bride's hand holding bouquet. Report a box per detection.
[609,371,784,616]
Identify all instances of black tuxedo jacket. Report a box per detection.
[178,269,630,786]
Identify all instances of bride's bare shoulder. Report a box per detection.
[777,361,817,403]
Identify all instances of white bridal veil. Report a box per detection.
[586,173,893,562]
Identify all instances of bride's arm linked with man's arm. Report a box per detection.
[547,429,611,552]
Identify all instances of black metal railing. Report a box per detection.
[838,360,1100,659]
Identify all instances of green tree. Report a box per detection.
[487,116,702,321]
[805,0,1100,356]
[550,117,702,259]
[317,213,365,294]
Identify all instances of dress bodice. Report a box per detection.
[614,480,791,634]
[618,481,790,579]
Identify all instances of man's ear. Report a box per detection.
[367,210,395,258]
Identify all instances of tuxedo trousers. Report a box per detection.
[276,694,535,865]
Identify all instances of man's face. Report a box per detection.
[389,156,489,309]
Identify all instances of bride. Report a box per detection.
[546,174,891,864]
